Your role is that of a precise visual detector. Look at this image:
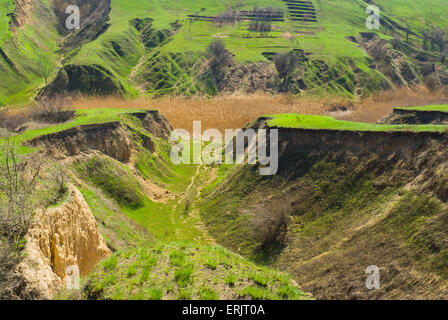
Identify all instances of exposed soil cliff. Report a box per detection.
[382,108,448,125]
[17,186,111,299]
[27,122,133,162]
[37,64,125,98]
[354,32,420,88]
[26,110,172,162]
[354,32,448,90]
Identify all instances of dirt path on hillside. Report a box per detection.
[176,155,218,244]
[128,55,147,96]
[128,159,175,203]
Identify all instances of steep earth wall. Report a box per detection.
[17,186,111,299]
[383,108,448,125]
[202,118,448,299]
[27,122,133,162]
[26,110,172,162]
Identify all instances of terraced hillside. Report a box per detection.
[0,0,447,104]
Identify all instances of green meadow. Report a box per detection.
[266,113,448,132]
[395,105,448,113]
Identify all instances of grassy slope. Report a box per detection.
[75,242,311,300]
[0,0,62,105]
[37,109,311,300]
[266,113,448,131]
[395,104,448,112]
[374,0,448,30]
[65,0,448,99]
[1,0,446,101]
[10,104,448,299]
[199,133,448,299]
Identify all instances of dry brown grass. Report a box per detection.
[342,87,448,123]
[71,94,347,131]
[71,87,448,131]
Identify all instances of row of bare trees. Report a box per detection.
[248,21,272,33]
[0,95,73,132]
[421,26,448,63]
[215,6,283,27]
[0,138,42,299]
[0,134,67,299]
[252,6,283,19]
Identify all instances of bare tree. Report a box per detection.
[37,57,52,87]
[33,95,74,123]
[0,136,42,299]
[428,26,447,53]
[52,162,67,196]
[422,30,430,52]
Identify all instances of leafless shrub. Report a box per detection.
[425,74,441,93]
[370,42,389,61]
[251,196,293,249]
[0,108,31,132]
[248,21,272,33]
[0,137,42,299]
[215,10,239,27]
[52,162,67,197]
[33,95,74,124]
[184,189,194,215]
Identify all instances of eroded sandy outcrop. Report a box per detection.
[130,110,173,140]
[17,186,111,299]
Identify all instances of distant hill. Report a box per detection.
[0,0,447,105]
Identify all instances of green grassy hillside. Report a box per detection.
[198,121,448,299]
[4,108,311,300]
[0,0,62,105]
[72,242,310,300]
[6,102,448,299]
[1,0,447,103]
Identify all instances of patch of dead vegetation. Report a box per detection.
[69,87,448,133]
